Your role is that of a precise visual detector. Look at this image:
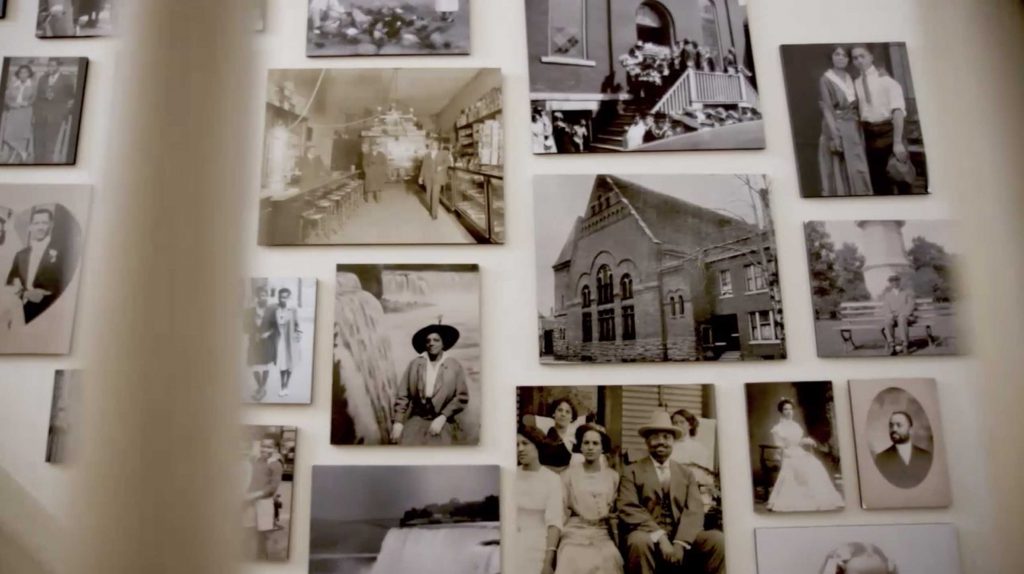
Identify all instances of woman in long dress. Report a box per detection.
[515,426,564,574]
[818,46,873,196]
[2,65,37,164]
[273,287,301,398]
[555,424,623,574]
[766,399,844,512]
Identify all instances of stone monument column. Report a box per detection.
[856,220,911,298]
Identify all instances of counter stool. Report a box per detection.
[299,209,325,242]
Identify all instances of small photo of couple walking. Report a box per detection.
[243,277,317,404]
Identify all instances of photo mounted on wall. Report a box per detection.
[515,384,724,574]
[536,173,785,364]
[1,0,6,19]
[745,381,844,513]
[849,378,951,509]
[804,220,960,357]
[526,0,763,153]
[45,369,81,464]
[242,425,297,562]
[309,465,500,574]
[755,523,962,574]
[260,67,504,245]
[36,0,113,38]
[243,277,317,404]
[781,42,928,197]
[331,264,481,446]
[0,57,89,166]
[0,184,91,355]
[307,0,471,57]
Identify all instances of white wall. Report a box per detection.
[1,1,1022,573]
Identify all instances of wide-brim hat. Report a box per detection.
[638,410,683,440]
[412,323,460,354]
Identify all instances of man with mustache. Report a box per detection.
[873,411,932,489]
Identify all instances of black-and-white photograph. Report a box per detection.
[36,0,113,37]
[0,57,88,166]
[0,184,91,355]
[309,465,500,574]
[781,42,928,198]
[526,0,762,153]
[804,220,960,357]
[755,523,962,574]
[45,369,80,464]
[1,0,7,19]
[242,425,297,562]
[307,0,470,57]
[515,384,724,574]
[850,378,951,509]
[332,264,480,446]
[745,381,844,513]
[259,68,504,245]
[243,277,317,404]
[536,174,785,363]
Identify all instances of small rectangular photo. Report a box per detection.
[309,465,500,574]
[536,173,785,363]
[243,277,317,404]
[307,0,471,57]
[755,523,962,574]
[36,0,113,38]
[804,220,960,357]
[45,369,81,464]
[1,57,89,166]
[781,42,928,197]
[744,381,844,513]
[515,384,725,574]
[243,425,297,562]
[332,264,481,446]
[849,378,951,509]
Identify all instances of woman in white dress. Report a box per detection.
[515,425,565,574]
[273,287,301,398]
[0,209,25,341]
[766,399,844,512]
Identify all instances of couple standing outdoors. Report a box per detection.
[245,285,302,402]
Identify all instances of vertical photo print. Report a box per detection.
[745,381,845,513]
[536,173,784,364]
[0,57,89,166]
[309,465,500,574]
[0,185,91,355]
[849,378,951,509]
[36,0,113,37]
[781,42,928,198]
[243,277,317,404]
[307,0,471,57]
[331,264,481,446]
[804,220,960,357]
[45,369,81,463]
[515,384,725,574]
[242,425,297,562]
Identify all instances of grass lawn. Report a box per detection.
[814,315,960,357]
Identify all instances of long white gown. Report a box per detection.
[766,419,844,511]
[515,466,564,574]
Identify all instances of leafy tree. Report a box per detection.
[805,222,840,318]
[908,236,954,301]
[834,242,871,302]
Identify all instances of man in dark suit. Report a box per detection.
[873,411,932,489]
[6,208,67,324]
[619,410,725,574]
[417,140,452,220]
[33,59,78,163]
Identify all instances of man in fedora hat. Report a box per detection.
[880,273,916,355]
[390,320,468,446]
[618,410,725,574]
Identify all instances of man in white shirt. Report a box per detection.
[880,274,916,355]
[873,411,933,489]
[852,46,912,195]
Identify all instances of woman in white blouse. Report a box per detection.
[515,425,566,574]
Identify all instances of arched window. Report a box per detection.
[700,0,723,66]
[581,285,592,308]
[669,296,677,317]
[596,265,614,305]
[636,2,673,47]
[620,274,634,300]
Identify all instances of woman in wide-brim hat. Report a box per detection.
[390,320,468,446]
[515,424,569,574]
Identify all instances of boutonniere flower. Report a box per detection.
[48,249,58,263]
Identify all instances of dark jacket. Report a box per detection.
[874,443,932,489]
[618,457,705,545]
[6,243,66,324]
[394,355,468,422]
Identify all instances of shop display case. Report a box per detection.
[449,166,504,244]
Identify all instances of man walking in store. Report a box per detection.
[418,139,452,220]
[363,144,387,203]
[852,45,912,195]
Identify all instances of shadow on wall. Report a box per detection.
[0,466,61,574]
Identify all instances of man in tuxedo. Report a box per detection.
[33,59,78,163]
[6,208,67,324]
[619,410,725,574]
[873,411,932,489]
[417,140,452,220]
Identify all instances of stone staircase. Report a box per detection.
[590,102,646,152]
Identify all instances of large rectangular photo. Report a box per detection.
[243,425,297,562]
[242,277,317,404]
[307,0,471,57]
[515,384,724,574]
[309,465,500,574]
[536,174,784,363]
[526,0,763,153]
[259,68,504,245]
[331,264,481,446]
[36,1,113,38]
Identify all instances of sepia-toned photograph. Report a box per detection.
[804,220,960,357]
[850,378,951,510]
[242,277,317,405]
[307,0,470,57]
[36,0,113,37]
[526,0,762,153]
[1,57,89,166]
[259,67,503,245]
[0,185,91,355]
[242,425,297,562]
[332,264,480,446]
[45,369,80,464]
[781,42,928,198]
[745,381,844,513]
[536,173,784,364]
[515,384,725,574]
[755,523,962,574]
[309,465,500,574]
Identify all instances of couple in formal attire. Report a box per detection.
[515,410,725,574]
[1,60,77,165]
[0,207,69,338]
[245,285,302,402]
